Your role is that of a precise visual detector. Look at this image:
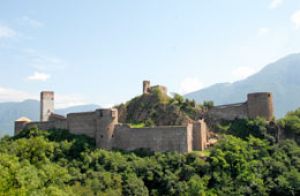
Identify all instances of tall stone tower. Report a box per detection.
[40,91,54,122]
[95,108,118,150]
[143,80,151,94]
[247,92,274,121]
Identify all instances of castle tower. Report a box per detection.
[143,80,151,94]
[40,91,54,122]
[95,108,118,150]
[247,92,274,121]
[14,117,31,135]
[192,120,208,151]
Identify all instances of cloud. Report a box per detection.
[20,16,44,28]
[257,27,271,36]
[0,87,36,102]
[232,66,256,80]
[179,77,203,94]
[269,0,283,9]
[291,10,300,29]
[0,25,16,39]
[27,72,50,81]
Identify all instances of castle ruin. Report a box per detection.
[207,92,274,122]
[14,81,274,153]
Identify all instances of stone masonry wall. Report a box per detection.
[192,120,208,151]
[112,124,193,153]
[208,102,248,122]
[67,112,97,138]
[24,120,68,131]
[247,93,274,121]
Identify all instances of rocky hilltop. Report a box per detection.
[117,88,203,127]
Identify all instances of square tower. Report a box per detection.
[143,80,151,94]
[40,91,54,122]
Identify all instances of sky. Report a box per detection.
[1,0,300,108]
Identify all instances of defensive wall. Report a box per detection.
[14,82,275,153]
[15,90,208,153]
[207,92,274,122]
[112,124,193,153]
[15,109,208,153]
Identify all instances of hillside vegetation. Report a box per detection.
[1,109,300,195]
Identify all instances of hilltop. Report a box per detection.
[116,88,204,127]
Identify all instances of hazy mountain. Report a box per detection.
[56,104,100,116]
[186,53,300,118]
[0,100,100,137]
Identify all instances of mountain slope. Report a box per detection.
[0,100,100,137]
[186,53,300,117]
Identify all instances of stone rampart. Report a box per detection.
[208,102,248,121]
[67,112,97,138]
[112,124,193,153]
[24,120,68,131]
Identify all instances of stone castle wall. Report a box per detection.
[14,85,274,153]
[24,120,68,131]
[112,124,193,153]
[67,112,98,138]
[208,103,248,122]
[15,109,207,153]
[208,92,274,122]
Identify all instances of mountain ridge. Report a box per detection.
[186,53,300,117]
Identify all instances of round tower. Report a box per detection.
[95,108,118,149]
[143,80,151,94]
[247,92,274,121]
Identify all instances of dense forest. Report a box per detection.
[1,109,300,195]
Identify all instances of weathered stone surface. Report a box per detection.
[112,124,193,153]
[208,92,274,122]
[40,91,54,122]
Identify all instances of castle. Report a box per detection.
[14,81,274,153]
